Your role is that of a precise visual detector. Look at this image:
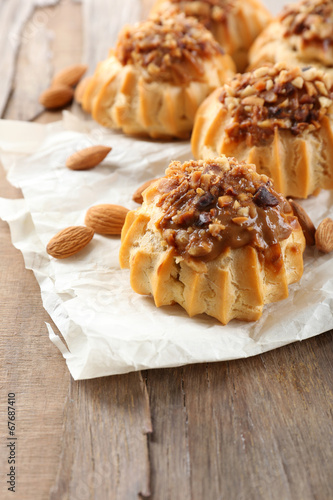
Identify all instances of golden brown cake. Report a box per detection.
[192,63,333,198]
[119,157,305,324]
[151,0,272,71]
[81,14,235,139]
[248,0,333,73]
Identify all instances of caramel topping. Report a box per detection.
[156,157,298,263]
[115,14,223,84]
[280,0,333,47]
[219,63,333,146]
[158,0,234,27]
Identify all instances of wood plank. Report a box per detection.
[82,0,155,74]
[145,368,192,500]
[4,0,83,122]
[49,372,152,500]
[144,333,333,500]
[182,335,333,500]
[3,23,53,121]
[0,163,71,500]
[0,0,60,119]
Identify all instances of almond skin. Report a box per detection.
[39,84,74,109]
[52,64,88,87]
[66,145,112,171]
[288,199,316,246]
[315,217,333,253]
[132,178,160,204]
[85,204,129,235]
[47,226,94,259]
[74,76,92,105]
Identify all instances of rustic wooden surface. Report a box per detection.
[0,1,333,499]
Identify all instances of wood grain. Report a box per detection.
[49,373,152,500]
[82,0,142,75]
[5,0,83,122]
[183,338,333,500]
[1,1,333,499]
[0,162,70,500]
[146,334,333,500]
[0,0,60,119]
[145,368,192,499]
[3,22,53,121]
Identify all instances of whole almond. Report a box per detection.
[315,217,333,253]
[39,84,74,109]
[132,178,160,204]
[288,199,316,246]
[47,226,94,259]
[85,204,129,235]
[74,76,92,105]
[66,145,112,171]
[52,64,88,87]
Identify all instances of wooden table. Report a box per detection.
[1,1,332,499]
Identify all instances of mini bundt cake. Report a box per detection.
[151,0,272,71]
[81,14,235,139]
[119,157,305,324]
[248,0,333,73]
[191,63,333,198]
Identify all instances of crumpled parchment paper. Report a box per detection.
[0,113,332,379]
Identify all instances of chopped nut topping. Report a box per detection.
[219,63,333,146]
[115,13,224,84]
[280,0,333,47]
[156,157,299,262]
[156,0,235,28]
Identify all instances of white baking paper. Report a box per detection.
[0,114,332,379]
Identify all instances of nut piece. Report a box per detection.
[47,226,94,259]
[52,64,88,87]
[253,186,279,208]
[74,76,92,105]
[39,84,74,109]
[66,145,112,171]
[132,178,160,204]
[288,199,316,246]
[315,217,333,253]
[85,204,129,235]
